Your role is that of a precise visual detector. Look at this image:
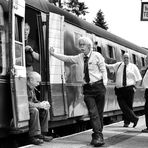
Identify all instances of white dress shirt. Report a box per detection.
[107,62,142,88]
[52,51,108,86]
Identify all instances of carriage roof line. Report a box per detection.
[25,0,148,55]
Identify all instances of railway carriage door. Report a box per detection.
[47,13,68,119]
[9,0,29,129]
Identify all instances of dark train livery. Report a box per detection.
[0,0,147,144]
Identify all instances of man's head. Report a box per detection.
[25,23,30,41]
[78,37,93,56]
[123,52,130,65]
[27,71,41,89]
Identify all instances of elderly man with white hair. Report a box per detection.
[106,52,142,128]
[50,36,107,147]
[27,71,53,145]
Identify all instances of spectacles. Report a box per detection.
[79,43,87,47]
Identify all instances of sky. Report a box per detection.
[77,0,148,48]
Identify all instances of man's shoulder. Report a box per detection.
[92,51,104,58]
[129,62,137,67]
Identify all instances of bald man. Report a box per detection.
[27,71,52,145]
[106,52,142,128]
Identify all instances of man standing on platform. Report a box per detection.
[141,54,148,133]
[50,36,107,147]
[106,53,142,128]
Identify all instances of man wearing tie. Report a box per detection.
[50,37,107,147]
[106,52,142,128]
[141,54,148,133]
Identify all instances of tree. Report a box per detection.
[49,0,88,18]
[65,0,88,17]
[48,0,62,8]
[93,9,108,30]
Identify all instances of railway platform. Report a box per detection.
[20,115,148,148]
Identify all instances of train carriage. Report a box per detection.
[0,0,147,146]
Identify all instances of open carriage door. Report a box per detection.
[47,13,68,119]
[9,0,29,129]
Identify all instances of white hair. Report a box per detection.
[27,71,41,81]
[78,36,93,48]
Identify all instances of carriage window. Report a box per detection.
[121,50,125,57]
[97,46,102,54]
[15,15,24,66]
[132,54,136,64]
[93,41,102,53]
[107,45,114,58]
[141,57,145,67]
[0,5,6,75]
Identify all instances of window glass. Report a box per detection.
[15,15,24,66]
[141,57,145,67]
[107,45,114,59]
[132,54,136,64]
[121,50,125,57]
[0,5,6,75]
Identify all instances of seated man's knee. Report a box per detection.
[30,107,39,116]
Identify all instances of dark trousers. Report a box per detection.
[116,86,138,124]
[144,89,148,128]
[29,107,49,137]
[83,80,106,139]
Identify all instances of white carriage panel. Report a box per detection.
[49,29,62,40]
[49,13,62,29]
[50,74,62,83]
[64,22,86,49]
[50,65,63,75]
[93,35,103,47]
[50,56,63,66]
[48,12,65,84]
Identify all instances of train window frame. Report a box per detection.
[107,45,115,59]
[93,41,102,53]
[132,54,136,64]
[14,15,24,66]
[121,49,125,57]
[141,57,145,67]
[0,5,6,75]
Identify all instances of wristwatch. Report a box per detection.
[30,48,34,53]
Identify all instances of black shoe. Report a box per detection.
[133,118,139,128]
[141,128,148,133]
[37,134,53,142]
[123,124,129,127]
[29,136,44,145]
[90,138,95,145]
[91,137,105,147]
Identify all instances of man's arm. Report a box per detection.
[50,47,78,64]
[99,59,108,86]
[25,45,39,61]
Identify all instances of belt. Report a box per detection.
[119,85,135,89]
[84,79,103,86]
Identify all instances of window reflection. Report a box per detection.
[15,15,24,66]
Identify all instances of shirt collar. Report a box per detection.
[83,50,92,58]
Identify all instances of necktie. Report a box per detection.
[123,64,127,87]
[84,56,90,83]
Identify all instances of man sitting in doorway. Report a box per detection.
[27,71,53,145]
